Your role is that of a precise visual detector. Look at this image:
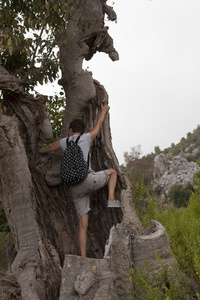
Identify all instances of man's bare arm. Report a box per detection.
[39,140,61,154]
[90,104,110,141]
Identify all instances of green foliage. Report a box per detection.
[142,194,158,228]
[168,182,194,208]
[158,125,200,161]
[1,0,58,88]
[163,147,170,154]
[132,176,147,216]
[46,94,65,139]
[195,170,200,179]
[132,176,158,228]
[127,152,200,293]
[125,258,190,299]
[154,184,164,197]
[129,171,200,291]
[195,157,200,167]
[156,177,200,280]
[0,0,87,90]
[120,163,127,173]
[154,145,161,155]
[125,147,200,294]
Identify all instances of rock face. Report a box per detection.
[59,221,174,300]
[153,153,200,193]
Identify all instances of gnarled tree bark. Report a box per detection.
[0,1,175,299]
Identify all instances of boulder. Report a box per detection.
[154,154,200,193]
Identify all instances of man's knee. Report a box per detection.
[107,168,117,176]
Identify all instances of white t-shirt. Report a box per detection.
[60,133,94,173]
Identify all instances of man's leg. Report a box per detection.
[107,168,117,202]
[78,213,88,257]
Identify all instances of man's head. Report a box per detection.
[69,119,86,135]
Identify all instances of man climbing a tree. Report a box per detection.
[39,104,121,257]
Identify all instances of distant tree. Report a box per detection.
[180,137,186,144]
[124,147,154,187]
[163,147,170,154]
[187,132,192,140]
[168,182,194,208]
[154,146,161,155]
[124,145,142,165]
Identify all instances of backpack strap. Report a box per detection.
[75,135,89,166]
[75,135,81,144]
[87,152,89,166]
[66,136,80,147]
[66,135,90,166]
[66,137,69,147]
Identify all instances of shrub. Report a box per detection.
[156,178,200,280]
[154,185,164,196]
[141,194,158,228]
[168,182,194,208]
[195,170,200,179]
[132,175,147,218]
[163,147,170,154]
[154,146,161,155]
[125,257,191,299]
[172,146,181,156]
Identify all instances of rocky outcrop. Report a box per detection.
[183,144,200,159]
[153,153,200,193]
[59,221,174,300]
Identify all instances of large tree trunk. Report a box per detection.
[0,1,175,299]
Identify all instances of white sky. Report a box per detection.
[37,0,200,165]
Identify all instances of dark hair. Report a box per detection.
[69,119,86,135]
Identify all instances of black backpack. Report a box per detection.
[61,136,89,186]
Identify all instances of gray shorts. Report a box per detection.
[70,170,110,219]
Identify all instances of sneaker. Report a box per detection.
[107,200,121,208]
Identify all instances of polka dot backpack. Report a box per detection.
[61,136,89,186]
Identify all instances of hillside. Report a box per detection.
[161,124,200,165]
[124,124,200,198]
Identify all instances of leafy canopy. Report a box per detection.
[0,0,79,88]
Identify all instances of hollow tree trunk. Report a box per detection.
[0,1,175,299]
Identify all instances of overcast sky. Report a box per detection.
[84,0,200,163]
[37,0,200,165]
